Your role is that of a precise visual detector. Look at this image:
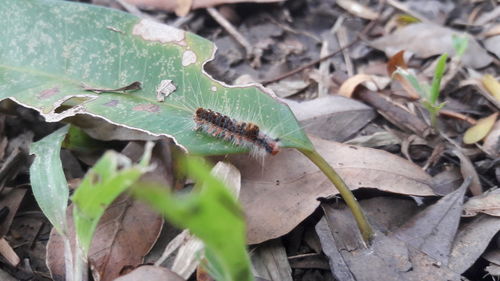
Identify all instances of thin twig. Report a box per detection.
[288,253,320,260]
[337,25,354,77]
[206,7,254,60]
[439,109,477,125]
[262,18,378,85]
[261,39,360,85]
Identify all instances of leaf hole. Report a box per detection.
[54,96,93,114]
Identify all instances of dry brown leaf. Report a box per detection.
[386,50,407,76]
[463,189,500,217]
[171,237,204,278]
[230,136,435,244]
[463,112,498,144]
[252,240,293,281]
[387,50,420,99]
[175,0,193,17]
[316,201,461,281]
[338,74,374,97]
[47,199,163,281]
[371,23,493,69]
[345,131,401,148]
[394,180,468,265]
[0,187,26,238]
[0,238,20,267]
[196,263,214,281]
[483,120,500,158]
[474,6,500,26]
[483,24,500,37]
[0,268,17,281]
[266,79,309,98]
[484,36,500,59]
[336,0,378,20]
[481,74,500,101]
[114,265,185,281]
[123,0,282,12]
[286,96,376,142]
[431,167,462,196]
[486,264,500,278]
[459,77,500,109]
[449,215,500,273]
[451,149,482,196]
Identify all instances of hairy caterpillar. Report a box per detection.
[193,107,280,155]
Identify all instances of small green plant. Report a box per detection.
[395,53,448,128]
[394,35,468,129]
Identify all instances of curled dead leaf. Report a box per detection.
[387,50,407,76]
[338,74,374,97]
[336,0,378,20]
[463,189,500,217]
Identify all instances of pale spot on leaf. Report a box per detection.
[156,80,176,102]
[132,19,186,46]
[133,104,160,113]
[182,50,196,66]
[38,87,60,99]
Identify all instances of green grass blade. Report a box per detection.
[393,67,429,99]
[29,125,70,235]
[430,53,448,104]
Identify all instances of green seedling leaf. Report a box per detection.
[0,0,312,156]
[430,53,448,105]
[132,156,253,281]
[71,142,153,256]
[452,34,469,59]
[394,67,429,99]
[30,125,70,235]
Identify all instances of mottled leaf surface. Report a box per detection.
[0,0,312,155]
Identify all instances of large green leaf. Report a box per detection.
[0,0,313,155]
